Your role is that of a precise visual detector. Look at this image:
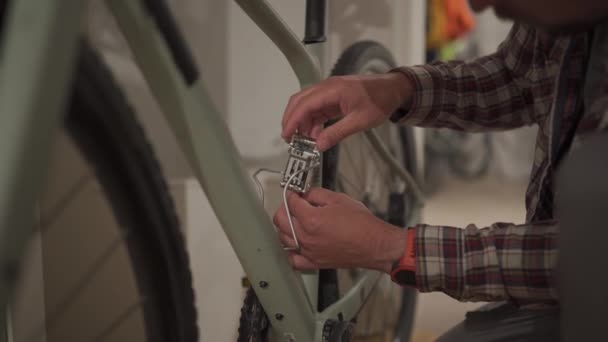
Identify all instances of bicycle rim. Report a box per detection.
[322,40,420,341]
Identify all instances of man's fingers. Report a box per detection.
[273,205,303,236]
[278,233,296,249]
[300,112,339,141]
[286,191,314,218]
[273,206,303,242]
[303,187,342,207]
[316,115,363,151]
[299,118,314,138]
[287,252,318,270]
[282,87,341,141]
[282,86,317,129]
[310,122,324,139]
[300,114,330,138]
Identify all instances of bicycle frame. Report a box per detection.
[0,0,424,341]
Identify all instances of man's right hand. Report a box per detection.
[281,72,413,152]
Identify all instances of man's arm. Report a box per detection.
[391,23,568,131]
[272,188,559,304]
[413,221,558,304]
[280,24,571,151]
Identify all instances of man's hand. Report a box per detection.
[281,73,413,152]
[273,188,407,273]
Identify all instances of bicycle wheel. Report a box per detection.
[10,43,197,342]
[237,41,420,342]
[320,40,420,342]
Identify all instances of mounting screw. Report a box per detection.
[275,313,284,321]
[259,281,269,288]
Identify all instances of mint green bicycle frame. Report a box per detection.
[0,0,424,341]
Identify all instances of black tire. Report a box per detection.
[69,44,197,341]
[12,43,198,342]
[320,40,420,341]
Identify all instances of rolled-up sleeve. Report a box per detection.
[413,221,558,304]
[391,23,567,131]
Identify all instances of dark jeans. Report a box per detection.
[556,133,608,342]
[437,302,559,342]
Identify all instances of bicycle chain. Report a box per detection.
[237,288,271,342]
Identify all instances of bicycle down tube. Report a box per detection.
[106,0,318,340]
[234,0,323,312]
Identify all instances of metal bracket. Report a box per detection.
[252,134,321,252]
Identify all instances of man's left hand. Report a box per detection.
[273,188,407,273]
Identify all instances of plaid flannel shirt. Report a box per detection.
[392,23,594,304]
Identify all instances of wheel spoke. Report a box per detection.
[358,136,367,192]
[364,132,392,190]
[367,163,385,210]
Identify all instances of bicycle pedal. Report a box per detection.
[280,134,321,194]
